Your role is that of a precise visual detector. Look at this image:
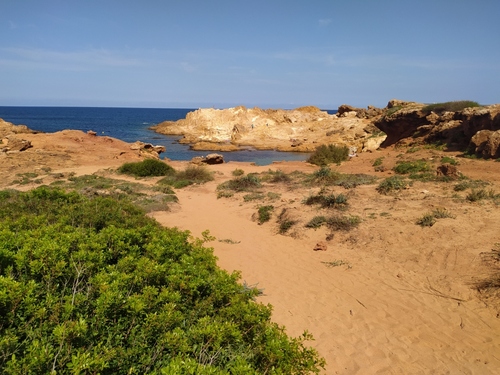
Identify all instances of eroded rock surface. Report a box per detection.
[151,105,385,152]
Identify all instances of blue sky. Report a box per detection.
[1,0,499,109]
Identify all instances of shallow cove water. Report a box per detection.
[0,106,325,165]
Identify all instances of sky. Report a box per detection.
[1,0,499,109]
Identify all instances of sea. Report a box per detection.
[0,106,336,166]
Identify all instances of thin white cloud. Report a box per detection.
[0,47,144,71]
[318,19,332,27]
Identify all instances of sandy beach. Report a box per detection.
[1,129,500,374]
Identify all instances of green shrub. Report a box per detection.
[431,208,455,219]
[422,100,480,114]
[0,187,325,373]
[257,205,274,224]
[306,167,376,188]
[440,156,458,165]
[217,174,261,192]
[307,144,349,166]
[326,215,361,231]
[376,176,410,194]
[305,216,327,229]
[244,192,265,202]
[118,158,176,177]
[156,165,214,188]
[416,213,436,227]
[279,219,297,234]
[393,160,431,175]
[372,157,384,167]
[232,168,245,176]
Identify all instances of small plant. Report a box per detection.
[474,243,500,294]
[232,168,245,176]
[257,205,274,224]
[267,192,281,200]
[416,213,436,227]
[279,219,297,234]
[322,260,351,268]
[219,238,241,244]
[307,144,349,166]
[431,208,456,219]
[264,169,292,183]
[466,188,489,202]
[118,158,175,177]
[217,190,234,199]
[393,160,431,175]
[372,157,384,167]
[305,215,327,229]
[217,174,261,192]
[244,192,265,202]
[377,176,409,194]
[440,156,458,165]
[326,215,361,231]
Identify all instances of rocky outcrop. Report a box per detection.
[190,153,224,165]
[469,130,500,159]
[151,105,385,153]
[373,100,500,156]
[1,136,32,152]
[0,118,37,138]
[130,141,166,158]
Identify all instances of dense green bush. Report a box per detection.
[307,144,349,166]
[118,158,176,177]
[0,187,325,374]
[157,165,214,188]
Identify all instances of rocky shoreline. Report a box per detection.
[151,100,500,158]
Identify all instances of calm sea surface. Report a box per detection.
[0,106,330,165]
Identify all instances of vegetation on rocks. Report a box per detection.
[0,187,325,374]
[422,100,481,114]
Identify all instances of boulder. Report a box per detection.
[203,153,224,164]
[470,130,500,159]
[436,163,460,178]
[313,241,328,251]
[130,141,166,155]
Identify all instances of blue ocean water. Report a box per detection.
[0,106,327,165]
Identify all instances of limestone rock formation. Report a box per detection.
[151,105,385,153]
[1,136,32,152]
[470,130,500,159]
[373,101,500,156]
[130,141,166,158]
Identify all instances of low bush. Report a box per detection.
[306,167,376,188]
[305,216,327,229]
[217,174,261,192]
[376,176,410,194]
[118,158,175,177]
[440,156,458,165]
[326,215,361,231]
[257,205,274,224]
[0,187,325,373]
[303,193,348,209]
[422,100,480,114]
[416,213,437,227]
[393,160,431,175]
[157,165,214,188]
[232,168,245,176]
[307,144,349,166]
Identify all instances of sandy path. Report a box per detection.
[151,161,500,375]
